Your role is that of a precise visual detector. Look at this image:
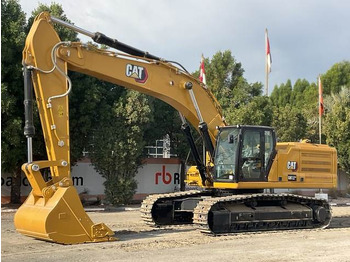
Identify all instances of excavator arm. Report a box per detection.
[15,12,225,244]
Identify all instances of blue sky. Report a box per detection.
[19,0,350,94]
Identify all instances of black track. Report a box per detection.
[193,194,332,234]
[141,192,332,234]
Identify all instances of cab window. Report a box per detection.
[214,128,239,181]
[240,130,262,180]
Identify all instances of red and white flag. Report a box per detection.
[265,29,272,73]
[319,76,324,116]
[199,54,207,85]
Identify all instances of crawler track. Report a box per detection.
[193,193,332,234]
[141,190,205,226]
[141,192,332,235]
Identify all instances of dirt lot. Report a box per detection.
[2,205,350,262]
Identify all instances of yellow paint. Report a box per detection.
[57,105,64,117]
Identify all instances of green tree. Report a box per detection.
[299,82,321,143]
[324,87,350,176]
[209,51,263,114]
[205,51,235,110]
[143,99,190,160]
[227,96,272,126]
[272,104,307,142]
[89,90,152,205]
[270,80,292,107]
[322,61,350,95]
[193,51,264,124]
[290,79,310,108]
[68,74,118,163]
[1,0,27,203]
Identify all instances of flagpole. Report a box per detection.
[318,75,322,144]
[265,29,269,96]
[319,104,322,144]
[265,60,269,96]
[318,78,324,195]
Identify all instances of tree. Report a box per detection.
[290,79,310,108]
[324,87,350,176]
[227,96,272,126]
[322,61,350,95]
[193,51,264,124]
[143,98,191,160]
[272,104,307,142]
[208,51,263,114]
[270,80,292,107]
[298,82,321,143]
[1,0,27,203]
[89,90,152,205]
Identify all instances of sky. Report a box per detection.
[19,0,350,94]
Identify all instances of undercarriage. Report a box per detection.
[140,190,332,234]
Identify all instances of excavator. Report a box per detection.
[14,12,337,244]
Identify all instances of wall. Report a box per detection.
[1,158,182,204]
[135,158,182,200]
[338,170,350,192]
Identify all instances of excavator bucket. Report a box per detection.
[14,185,117,244]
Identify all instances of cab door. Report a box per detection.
[238,127,275,182]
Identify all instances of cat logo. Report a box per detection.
[287,161,297,171]
[125,64,148,83]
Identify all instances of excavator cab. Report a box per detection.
[214,126,276,183]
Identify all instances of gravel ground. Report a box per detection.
[1,205,350,262]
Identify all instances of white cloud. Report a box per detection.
[19,0,350,92]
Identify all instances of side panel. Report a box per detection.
[213,142,337,189]
[271,142,337,188]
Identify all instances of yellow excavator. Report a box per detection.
[14,12,337,244]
